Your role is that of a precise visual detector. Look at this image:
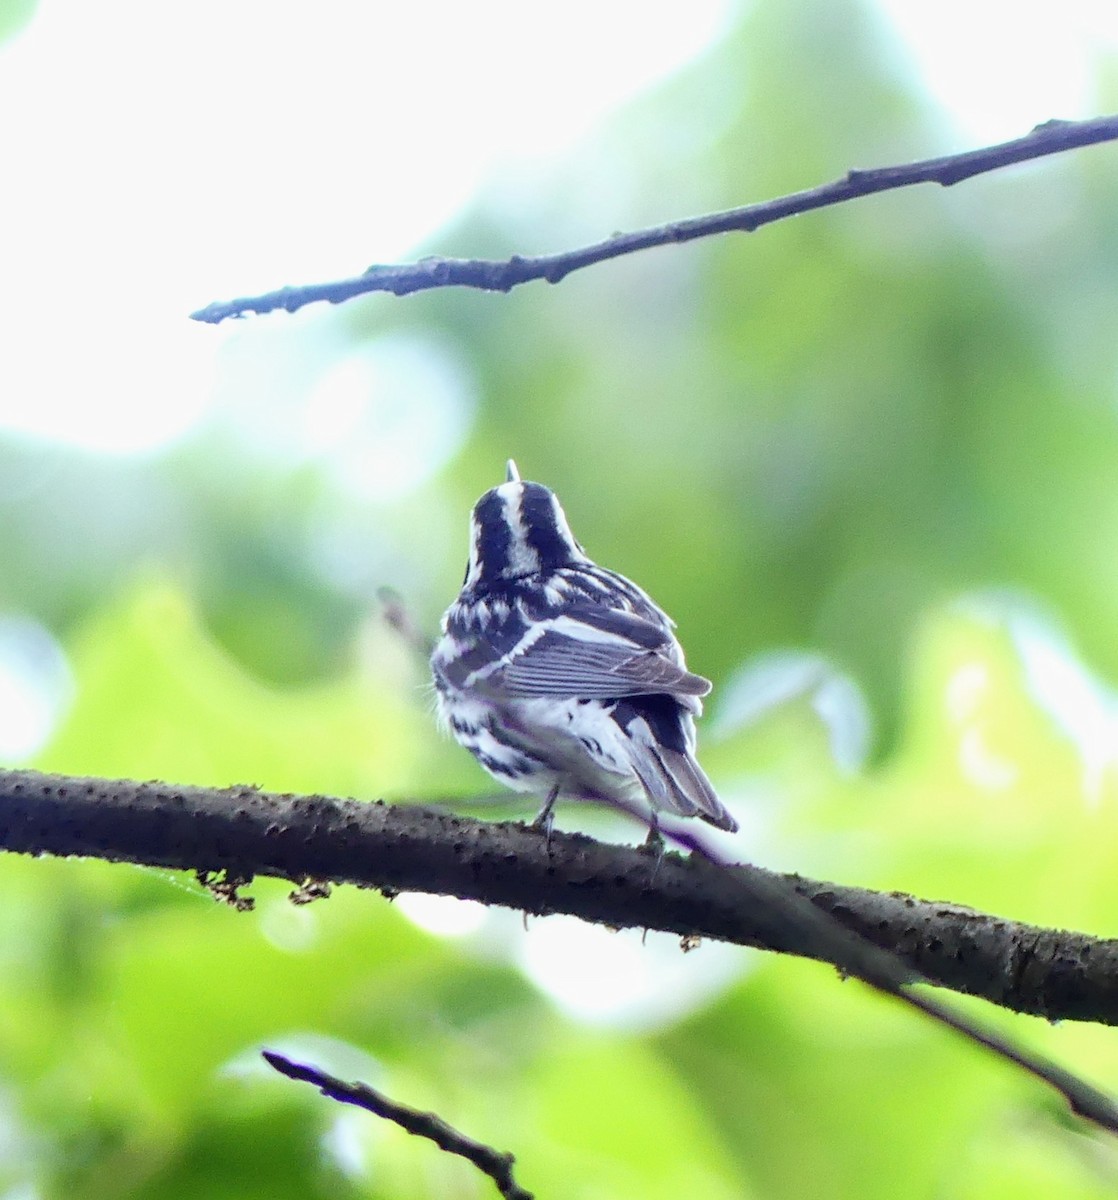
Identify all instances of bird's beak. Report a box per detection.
[505,459,521,483]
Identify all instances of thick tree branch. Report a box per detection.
[190,115,1118,323]
[263,1051,532,1200]
[7,767,1118,1133]
[1,767,1115,1025]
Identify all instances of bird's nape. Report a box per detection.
[464,474,586,588]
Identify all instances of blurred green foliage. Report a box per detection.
[2,0,1118,1195]
[0,0,34,41]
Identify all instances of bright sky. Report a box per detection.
[0,0,1114,459]
[878,0,1118,143]
[0,0,730,455]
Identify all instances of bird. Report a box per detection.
[430,461,737,837]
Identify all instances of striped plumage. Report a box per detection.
[430,462,737,834]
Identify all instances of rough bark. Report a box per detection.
[0,767,1114,1024]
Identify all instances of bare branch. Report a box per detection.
[668,826,1118,1136]
[190,115,1118,324]
[1,767,1116,1024]
[6,766,1118,1133]
[263,1051,532,1200]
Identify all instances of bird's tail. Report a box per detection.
[630,742,738,832]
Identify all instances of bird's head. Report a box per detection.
[463,460,588,590]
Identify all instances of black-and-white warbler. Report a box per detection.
[431,461,737,834]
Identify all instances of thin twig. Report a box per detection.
[263,1051,532,1200]
[665,825,1118,1136]
[190,115,1118,323]
[377,586,435,657]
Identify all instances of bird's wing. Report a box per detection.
[495,609,711,701]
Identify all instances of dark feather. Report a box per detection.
[615,696,736,831]
[498,627,711,700]
[566,605,672,649]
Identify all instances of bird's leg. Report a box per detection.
[643,811,665,881]
[529,783,561,846]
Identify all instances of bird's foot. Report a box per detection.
[642,816,665,881]
[529,785,560,849]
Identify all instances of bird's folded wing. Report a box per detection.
[496,618,711,700]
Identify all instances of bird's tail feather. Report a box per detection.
[631,743,738,833]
